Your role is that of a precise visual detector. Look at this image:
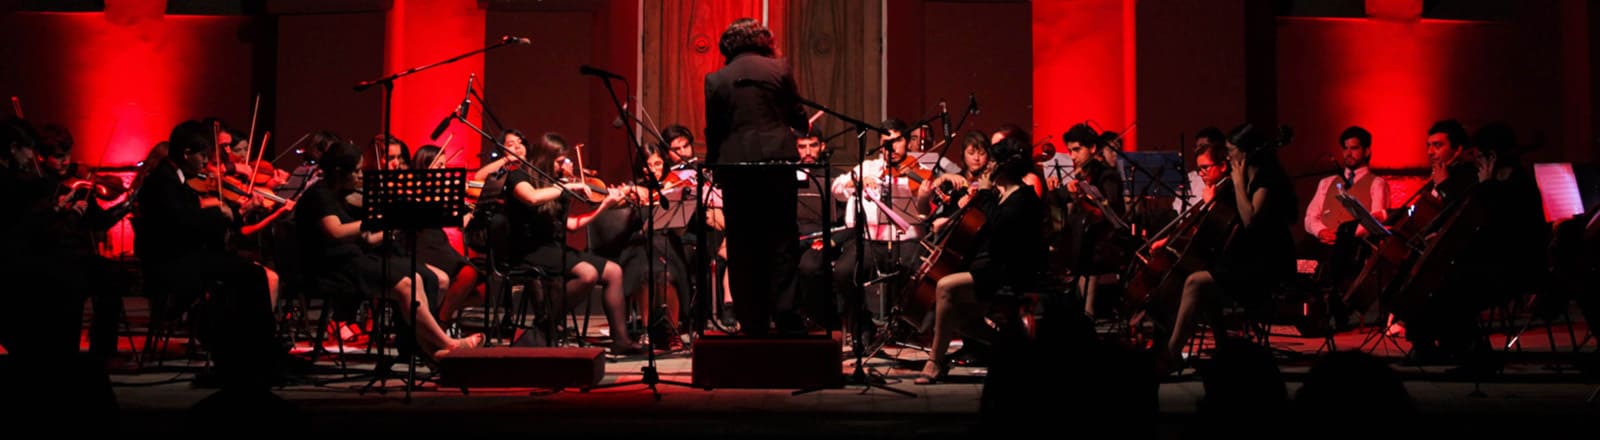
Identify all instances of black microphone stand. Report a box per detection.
[352,35,525,402]
[582,69,695,401]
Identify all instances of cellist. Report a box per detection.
[915,136,1046,384]
[1158,123,1297,374]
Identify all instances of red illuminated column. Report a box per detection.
[383,0,486,168]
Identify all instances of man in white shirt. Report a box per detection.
[1304,126,1389,243]
[828,119,926,320]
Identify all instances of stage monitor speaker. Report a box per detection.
[436,347,605,391]
[691,334,844,390]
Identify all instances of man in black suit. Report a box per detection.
[704,18,811,335]
[135,120,283,389]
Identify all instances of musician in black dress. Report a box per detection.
[501,135,643,354]
[293,139,481,358]
[916,137,1047,384]
[1161,123,1296,371]
[1061,123,1126,319]
[409,145,482,326]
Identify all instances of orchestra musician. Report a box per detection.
[661,124,699,171]
[704,17,811,335]
[1403,122,1546,365]
[1159,123,1297,373]
[1060,123,1127,320]
[499,131,644,354]
[915,136,1046,384]
[132,120,291,388]
[409,145,482,328]
[830,119,928,329]
[795,131,842,330]
[1303,126,1389,291]
[291,138,482,359]
[1174,128,1228,213]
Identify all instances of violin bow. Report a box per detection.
[244,131,271,201]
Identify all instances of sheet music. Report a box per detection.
[1533,162,1585,223]
[1335,183,1390,238]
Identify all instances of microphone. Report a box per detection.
[612,101,630,128]
[579,65,625,81]
[939,100,950,140]
[503,35,532,45]
[968,93,980,115]
[431,75,474,140]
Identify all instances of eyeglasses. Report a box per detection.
[1197,163,1218,172]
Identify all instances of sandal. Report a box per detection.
[913,360,950,385]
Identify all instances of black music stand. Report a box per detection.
[360,168,470,402]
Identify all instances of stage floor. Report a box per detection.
[8,298,1599,436]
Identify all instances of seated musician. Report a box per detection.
[606,143,695,346]
[292,138,482,358]
[917,131,994,210]
[1388,120,1479,343]
[1172,129,1230,213]
[906,123,961,174]
[1302,126,1388,288]
[500,132,644,354]
[915,136,1046,384]
[410,145,482,327]
[795,131,843,329]
[375,135,410,171]
[222,128,289,189]
[1060,123,1128,319]
[989,124,1046,197]
[1160,123,1297,373]
[830,119,927,323]
[661,124,700,171]
[273,131,337,201]
[134,120,291,387]
[1404,122,1544,364]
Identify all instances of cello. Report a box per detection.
[1121,177,1239,327]
[898,182,990,333]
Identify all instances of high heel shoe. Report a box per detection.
[913,360,950,385]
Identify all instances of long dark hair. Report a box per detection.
[412,145,443,170]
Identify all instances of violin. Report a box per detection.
[887,156,934,193]
[189,170,289,210]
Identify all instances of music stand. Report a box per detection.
[360,168,470,402]
[1334,185,1391,240]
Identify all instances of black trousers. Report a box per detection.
[718,168,801,335]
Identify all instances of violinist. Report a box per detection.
[222,129,289,189]
[375,134,410,171]
[292,139,482,358]
[501,132,643,354]
[474,129,530,182]
[132,120,289,389]
[400,145,482,327]
[915,136,1046,384]
[1159,123,1296,373]
[829,119,928,325]
[4,122,128,368]
[917,131,995,214]
[607,143,696,346]
[661,124,699,171]
[1061,123,1127,319]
